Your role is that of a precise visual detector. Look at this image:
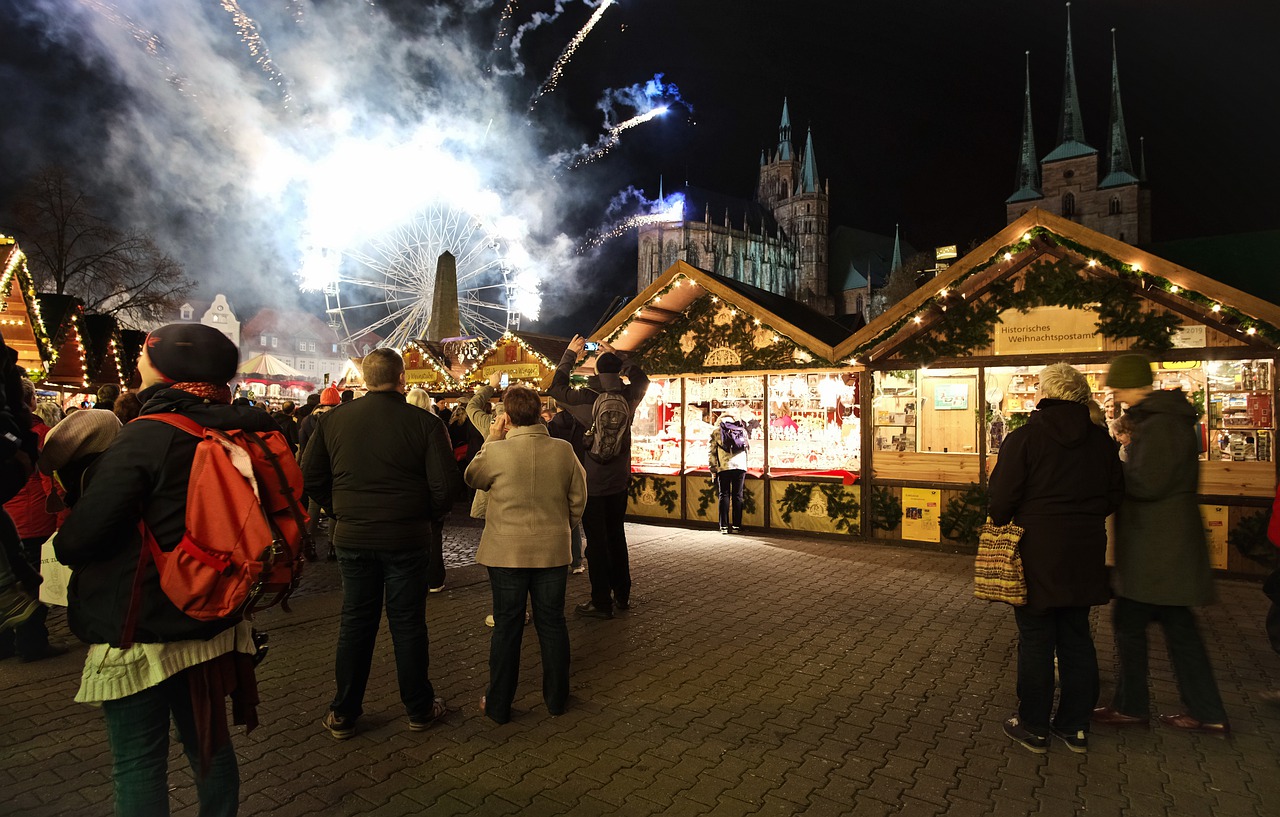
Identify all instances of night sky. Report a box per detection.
[1,0,1276,338]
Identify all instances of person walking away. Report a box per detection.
[303,348,462,740]
[53,323,266,816]
[709,408,750,534]
[0,336,42,635]
[298,386,341,560]
[1093,353,1230,735]
[465,385,586,723]
[988,363,1123,754]
[1,377,64,661]
[545,397,588,573]
[548,336,648,620]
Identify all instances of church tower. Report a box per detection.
[1006,5,1150,243]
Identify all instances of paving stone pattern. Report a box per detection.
[3,521,1278,816]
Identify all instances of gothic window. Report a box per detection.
[1062,192,1076,216]
[1109,197,1122,215]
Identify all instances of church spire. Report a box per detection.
[891,224,903,272]
[1138,136,1148,182]
[799,127,819,193]
[1044,2,1095,161]
[777,98,793,161]
[1101,29,1138,188]
[1008,51,1043,203]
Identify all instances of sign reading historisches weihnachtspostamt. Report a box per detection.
[992,306,1103,355]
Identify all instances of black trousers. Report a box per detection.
[1013,605,1098,735]
[581,491,630,612]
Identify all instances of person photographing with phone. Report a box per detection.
[547,336,648,619]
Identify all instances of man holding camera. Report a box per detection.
[548,336,648,619]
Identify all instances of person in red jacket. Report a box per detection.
[0,377,64,662]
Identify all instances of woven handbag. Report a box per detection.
[974,519,1027,606]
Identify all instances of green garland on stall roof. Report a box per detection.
[892,258,1183,365]
[1227,511,1278,571]
[776,482,860,532]
[696,478,759,517]
[848,226,1280,364]
[869,486,903,532]
[939,483,989,548]
[626,474,679,513]
[628,294,836,374]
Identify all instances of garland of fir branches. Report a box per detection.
[627,474,679,513]
[850,226,1280,365]
[939,483,989,548]
[1227,512,1278,571]
[695,478,759,516]
[775,482,860,532]
[869,486,903,532]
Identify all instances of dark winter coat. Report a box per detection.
[546,350,648,496]
[546,409,587,464]
[988,398,1124,613]
[54,387,282,646]
[302,390,462,550]
[1113,388,1214,606]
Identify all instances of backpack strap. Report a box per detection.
[133,413,208,438]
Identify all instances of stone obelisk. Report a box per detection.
[428,251,462,341]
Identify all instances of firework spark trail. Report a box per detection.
[570,105,667,167]
[219,0,293,107]
[493,0,521,51]
[530,0,616,107]
[490,0,570,77]
[579,194,684,252]
[80,0,192,96]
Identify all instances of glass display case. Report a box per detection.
[1205,359,1272,462]
[873,371,917,452]
[767,372,860,471]
[630,378,682,472]
[686,375,766,473]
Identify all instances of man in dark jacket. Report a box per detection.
[271,400,300,452]
[1093,353,1230,734]
[989,363,1123,754]
[54,323,267,817]
[303,348,462,739]
[547,336,648,619]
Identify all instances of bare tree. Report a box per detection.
[9,166,193,327]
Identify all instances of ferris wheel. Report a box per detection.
[324,203,521,352]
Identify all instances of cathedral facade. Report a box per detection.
[637,101,834,315]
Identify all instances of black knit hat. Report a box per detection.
[595,352,623,374]
[145,324,240,384]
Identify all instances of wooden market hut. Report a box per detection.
[459,330,570,390]
[591,260,862,535]
[838,207,1280,576]
[403,339,461,393]
[82,314,126,389]
[35,293,91,391]
[0,239,54,377]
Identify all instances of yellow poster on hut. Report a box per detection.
[993,306,1102,355]
[1200,504,1229,570]
[901,487,940,543]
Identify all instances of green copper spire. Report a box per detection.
[777,98,793,161]
[1008,51,1043,203]
[1101,29,1139,188]
[891,224,903,272]
[799,127,819,193]
[1044,2,1096,161]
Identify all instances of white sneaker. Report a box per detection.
[484,614,495,627]
[571,565,585,574]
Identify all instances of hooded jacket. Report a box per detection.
[1113,388,1215,606]
[547,349,648,496]
[54,387,282,646]
[989,398,1124,612]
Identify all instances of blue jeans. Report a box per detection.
[1013,606,1098,735]
[485,566,570,723]
[581,491,631,611]
[333,547,435,720]
[715,470,746,530]
[101,671,239,817]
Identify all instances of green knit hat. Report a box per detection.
[1106,353,1154,388]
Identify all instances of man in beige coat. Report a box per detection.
[465,385,587,723]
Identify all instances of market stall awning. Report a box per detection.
[238,352,304,377]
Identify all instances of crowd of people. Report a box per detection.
[3,323,1278,813]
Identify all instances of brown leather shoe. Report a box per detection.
[1091,706,1149,726]
[1157,713,1230,736]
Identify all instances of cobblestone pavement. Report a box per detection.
[3,520,1278,817]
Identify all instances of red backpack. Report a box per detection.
[123,414,309,642]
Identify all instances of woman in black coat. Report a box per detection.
[988,363,1124,754]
